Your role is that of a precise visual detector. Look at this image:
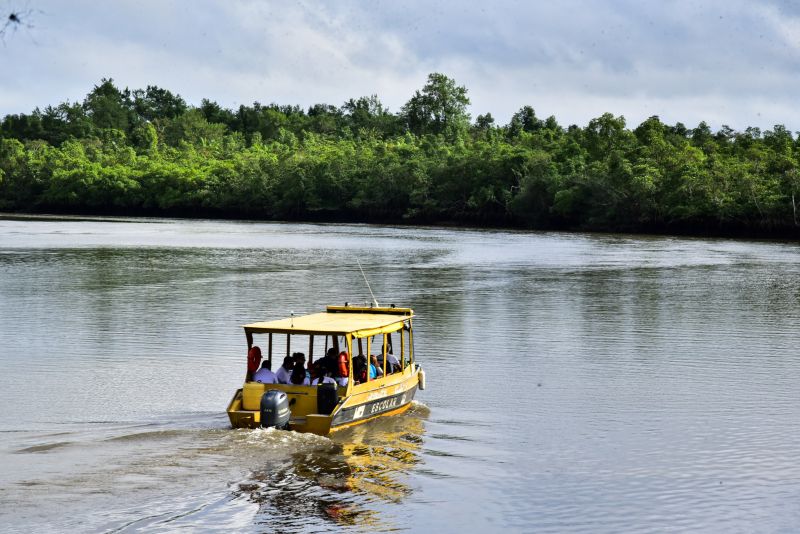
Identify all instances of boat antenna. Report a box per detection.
[356,258,379,307]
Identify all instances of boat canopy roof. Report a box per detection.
[244,306,413,338]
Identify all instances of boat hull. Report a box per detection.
[227,365,421,435]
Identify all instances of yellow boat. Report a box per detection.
[227,305,426,435]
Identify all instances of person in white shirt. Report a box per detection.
[253,361,278,384]
[276,356,294,384]
[386,351,400,373]
[312,374,336,385]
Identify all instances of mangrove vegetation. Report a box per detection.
[1,74,799,236]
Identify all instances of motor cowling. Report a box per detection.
[260,390,291,429]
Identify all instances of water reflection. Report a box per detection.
[5,217,800,532]
[235,404,428,532]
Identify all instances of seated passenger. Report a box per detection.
[276,356,294,384]
[386,351,401,373]
[290,363,310,385]
[292,352,310,381]
[369,355,383,379]
[324,347,338,367]
[352,354,368,383]
[311,372,336,385]
[253,361,278,384]
[312,348,336,381]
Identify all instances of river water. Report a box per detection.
[0,215,799,533]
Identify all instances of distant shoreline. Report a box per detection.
[3,76,800,244]
[3,209,797,242]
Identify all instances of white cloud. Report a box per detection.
[1,0,799,131]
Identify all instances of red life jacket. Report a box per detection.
[247,346,262,373]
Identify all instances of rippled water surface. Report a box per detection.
[1,215,800,533]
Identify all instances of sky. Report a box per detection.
[1,0,799,132]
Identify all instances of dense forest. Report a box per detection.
[1,73,798,236]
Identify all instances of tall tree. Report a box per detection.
[475,113,495,130]
[83,78,132,131]
[131,85,187,122]
[199,99,236,126]
[507,105,543,137]
[341,95,400,137]
[401,73,470,139]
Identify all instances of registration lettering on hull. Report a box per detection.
[332,385,418,427]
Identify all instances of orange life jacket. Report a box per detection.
[338,351,349,377]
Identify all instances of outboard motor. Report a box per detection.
[317,382,338,415]
[260,390,291,430]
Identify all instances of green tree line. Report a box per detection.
[1,73,799,235]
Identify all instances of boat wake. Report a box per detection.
[231,407,429,531]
